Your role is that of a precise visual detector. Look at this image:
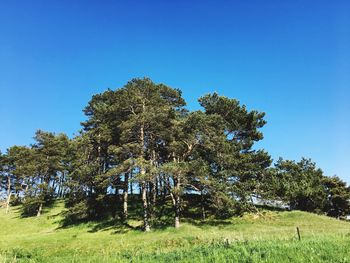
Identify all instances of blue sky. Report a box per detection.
[0,1,349,182]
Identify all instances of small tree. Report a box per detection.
[272,158,327,213]
[322,176,350,218]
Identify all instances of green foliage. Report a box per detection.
[265,158,350,218]
[271,158,327,212]
[1,77,349,232]
[323,176,350,218]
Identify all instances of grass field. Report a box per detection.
[0,201,349,262]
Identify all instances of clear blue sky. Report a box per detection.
[0,1,349,182]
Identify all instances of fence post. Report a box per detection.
[296,227,301,241]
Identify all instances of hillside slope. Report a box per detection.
[0,201,349,262]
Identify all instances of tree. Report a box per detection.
[36,82,272,226]
[115,78,186,231]
[70,77,186,230]
[271,158,327,213]
[198,93,271,215]
[0,146,36,214]
[0,151,11,212]
[26,131,70,216]
[322,176,350,218]
[5,77,346,229]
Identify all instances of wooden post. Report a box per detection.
[296,227,301,241]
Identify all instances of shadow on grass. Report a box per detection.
[52,194,240,233]
[192,219,231,227]
[14,199,63,219]
[87,218,137,234]
[56,213,232,234]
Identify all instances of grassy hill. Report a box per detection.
[0,201,349,262]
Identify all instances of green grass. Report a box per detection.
[0,201,349,262]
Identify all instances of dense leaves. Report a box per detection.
[265,158,350,217]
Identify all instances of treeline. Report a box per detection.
[1,78,349,230]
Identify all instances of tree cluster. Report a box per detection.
[266,158,350,218]
[1,78,349,230]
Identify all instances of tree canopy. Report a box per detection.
[1,78,349,230]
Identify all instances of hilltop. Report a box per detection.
[0,201,349,262]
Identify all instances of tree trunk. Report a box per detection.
[152,179,157,206]
[52,180,56,194]
[201,190,206,220]
[155,176,159,196]
[123,173,129,220]
[166,176,170,196]
[5,195,11,214]
[23,183,29,202]
[150,149,157,207]
[5,175,11,214]
[58,171,65,198]
[37,203,43,217]
[57,178,61,198]
[141,180,150,231]
[171,176,181,228]
[159,175,163,196]
[130,172,133,195]
[140,105,150,232]
[175,194,180,228]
